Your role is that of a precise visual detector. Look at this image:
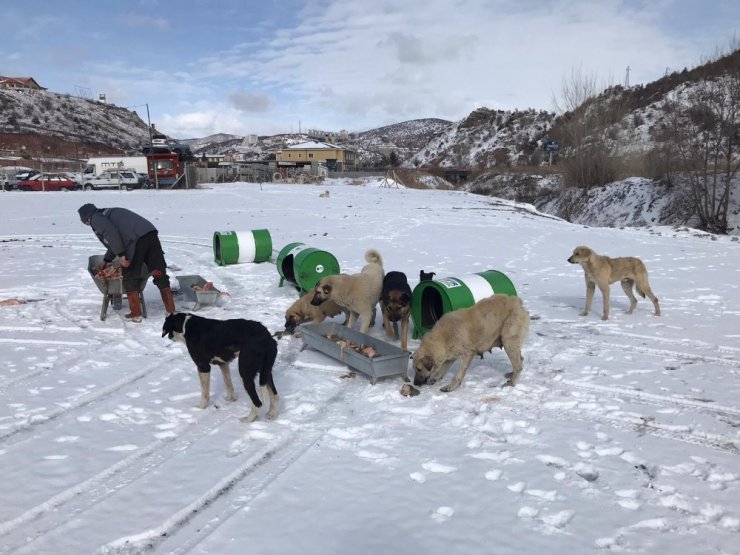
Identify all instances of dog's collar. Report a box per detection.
[181,313,192,335]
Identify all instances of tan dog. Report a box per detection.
[412,295,530,392]
[311,249,384,334]
[568,246,661,321]
[278,290,348,337]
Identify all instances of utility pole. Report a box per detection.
[146,103,158,190]
[625,66,631,88]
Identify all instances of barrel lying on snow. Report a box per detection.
[276,242,340,294]
[213,229,272,265]
[411,270,517,337]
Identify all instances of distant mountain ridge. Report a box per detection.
[1,50,737,172]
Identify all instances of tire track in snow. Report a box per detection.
[2,334,334,554]
[0,353,181,442]
[0,403,238,550]
[562,379,740,418]
[102,374,365,555]
[544,319,740,363]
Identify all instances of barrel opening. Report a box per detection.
[420,287,444,329]
[213,235,223,261]
[280,255,296,282]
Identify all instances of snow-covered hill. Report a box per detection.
[0,88,150,153]
[406,108,555,169]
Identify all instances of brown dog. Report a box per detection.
[277,290,349,337]
[311,249,384,334]
[412,294,530,392]
[567,246,661,321]
[381,271,412,353]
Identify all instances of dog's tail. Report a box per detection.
[365,249,383,267]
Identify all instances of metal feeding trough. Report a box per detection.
[87,255,148,321]
[301,322,410,384]
[175,275,221,310]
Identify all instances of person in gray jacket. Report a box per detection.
[78,203,176,321]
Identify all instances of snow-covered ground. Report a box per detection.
[0,179,739,554]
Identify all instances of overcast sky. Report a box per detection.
[1,0,737,139]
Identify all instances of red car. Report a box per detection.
[16,173,79,191]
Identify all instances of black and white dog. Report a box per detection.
[162,312,279,423]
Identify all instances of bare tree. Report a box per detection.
[663,52,740,233]
[552,68,626,188]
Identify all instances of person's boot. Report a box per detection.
[160,287,176,314]
[125,291,143,322]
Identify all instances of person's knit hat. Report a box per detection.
[78,203,97,222]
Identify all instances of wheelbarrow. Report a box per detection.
[87,255,148,321]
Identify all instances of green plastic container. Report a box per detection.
[276,242,340,293]
[411,270,517,338]
[213,229,272,265]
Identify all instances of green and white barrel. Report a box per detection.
[411,270,517,338]
[276,242,341,294]
[213,229,272,266]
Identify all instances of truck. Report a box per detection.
[146,152,184,187]
[84,157,148,177]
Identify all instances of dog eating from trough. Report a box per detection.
[276,290,349,338]
[311,249,384,334]
[162,312,279,423]
[567,245,661,321]
[412,294,530,392]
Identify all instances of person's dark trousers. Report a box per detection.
[122,231,170,292]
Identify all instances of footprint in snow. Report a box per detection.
[431,506,454,523]
[540,509,575,530]
[106,444,138,452]
[422,461,457,473]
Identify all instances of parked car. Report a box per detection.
[16,173,79,191]
[14,169,39,181]
[82,169,144,190]
[61,172,83,186]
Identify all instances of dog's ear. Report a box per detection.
[421,355,434,371]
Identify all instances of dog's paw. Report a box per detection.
[240,413,258,424]
[601,315,609,321]
[225,394,237,403]
[196,401,209,410]
[266,409,278,420]
[580,311,589,317]
[440,383,459,393]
